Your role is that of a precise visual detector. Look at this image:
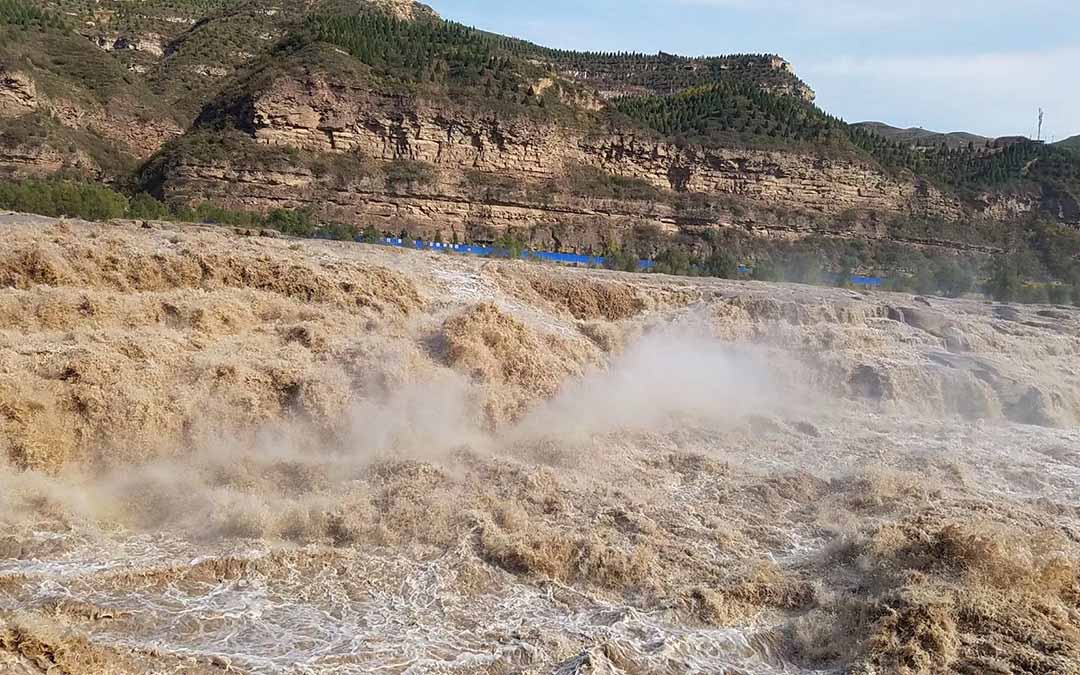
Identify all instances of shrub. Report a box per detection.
[0,0,66,28]
[383,160,436,193]
[266,208,316,237]
[565,164,663,202]
[321,222,357,241]
[604,246,640,273]
[464,170,522,200]
[932,259,975,298]
[703,250,739,278]
[0,179,128,221]
[494,231,526,258]
[1048,284,1073,306]
[0,178,335,242]
[128,192,171,220]
[361,225,381,243]
[188,202,260,227]
[750,259,781,282]
[653,248,692,276]
[309,150,374,187]
[984,257,1021,302]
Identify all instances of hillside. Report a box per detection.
[1,0,1079,286]
[1057,134,1080,156]
[851,121,989,150]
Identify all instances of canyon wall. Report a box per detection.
[157,74,992,253]
[245,76,954,215]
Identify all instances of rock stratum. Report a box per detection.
[2,215,1080,674]
[153,73,962,253]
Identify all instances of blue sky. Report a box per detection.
[424,0,1080,140]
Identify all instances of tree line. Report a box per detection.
[615,84,1080,196]
[306,13,526,93]
[614,82,847,146]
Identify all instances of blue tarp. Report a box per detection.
[376,238,657,270]
[371,238,883,283]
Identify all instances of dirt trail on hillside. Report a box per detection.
[2,216,1080,674]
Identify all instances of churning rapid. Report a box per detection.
[1,214,1080,674]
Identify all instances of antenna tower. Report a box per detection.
[1038,108,1044,141]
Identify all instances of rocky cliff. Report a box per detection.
[155,73,982,253]
[245,76,900,210]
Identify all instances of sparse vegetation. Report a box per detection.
[850,129,1080,196]
[604,245,641,273]
[464,170,523,201]
[930,259,976,298]
[308,13,524,91]
[563,164,664,202]
[382,159,437,192]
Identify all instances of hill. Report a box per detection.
[1056,134,1080,155]
[0,0,1078,287]
[851,121,990,150]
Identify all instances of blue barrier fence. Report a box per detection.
[365,237,885,285]
[374,237,658,270]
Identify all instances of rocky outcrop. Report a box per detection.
[0,71,37,119]
[159,160,678,253]
[47,100,183,160]
[242,76,959,219]
[367,0,439,20]
[0,143,98,178]
[155,74,978,251]
[88,33,166,57]
[972,191,1040,221]
[0,67,182,176]
[161,156,1003,257]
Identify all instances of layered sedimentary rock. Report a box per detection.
[158,74,978,252]
[246,76,949,213]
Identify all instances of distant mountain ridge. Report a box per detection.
[852,121,991,150]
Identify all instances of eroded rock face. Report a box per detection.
[48,100,183,160]
[157,74,987,252]
[244,76,959,219]
[92,33,166,57]
[0,142,99,178]
[0,71,37,119]
[0,74,182,175]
